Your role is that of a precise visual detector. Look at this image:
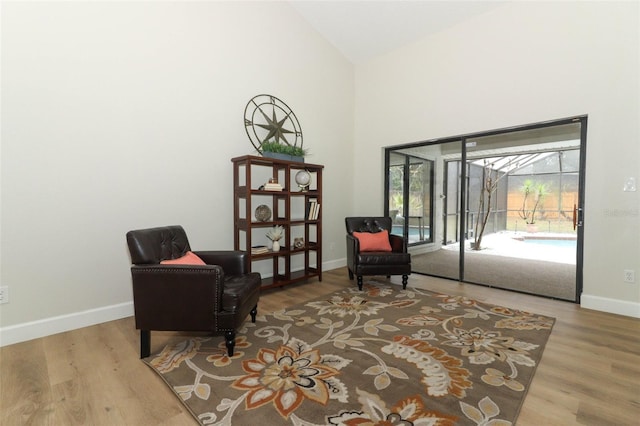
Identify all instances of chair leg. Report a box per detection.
[402,275,408,289]
[348,269,354,280]
[251,305,257,322]
[140,330,151,359]
[357,276,363,291]
[225,330,236,357]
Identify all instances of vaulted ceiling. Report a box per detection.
[289,1,505,64]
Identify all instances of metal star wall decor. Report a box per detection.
[244,94,303,153]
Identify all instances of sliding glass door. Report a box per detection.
[461,126,582,300]
[386,152,434,245]
[385,116,586,302]
[386,142,459,280]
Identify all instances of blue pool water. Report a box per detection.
[392,226,429,240]
[523,239,576,249]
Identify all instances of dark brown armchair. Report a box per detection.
[126,225,261,358]
[345,217,411,291]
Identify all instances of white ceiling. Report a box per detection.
[289,1,506,64]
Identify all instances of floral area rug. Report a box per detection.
[143,281,554,425]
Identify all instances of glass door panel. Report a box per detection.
[387,141,462,280]
[388,152,408,241]
[407,157,433,244]
[462,125,581,301]
[387,152,434,245]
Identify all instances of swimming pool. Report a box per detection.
[392,226,430,241]
[522,238,577,249]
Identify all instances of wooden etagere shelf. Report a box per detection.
[231,155,323,290]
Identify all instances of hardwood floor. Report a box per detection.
[2,267,639,425]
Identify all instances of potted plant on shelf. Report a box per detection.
[266,225,284,252]
[518,179,549,232]
[260,140,307,163]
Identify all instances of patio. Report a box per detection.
[444,231,576,265]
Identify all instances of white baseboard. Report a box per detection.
[0,302,134,347]
[581,294,640,318]
[323,257,346,271]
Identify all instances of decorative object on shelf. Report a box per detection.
[250,245,269,254]
[254,205,271,222]
[260,140,307,163]
[295,169,311,192]
[266,225,284,252]
[244,94,306,162]
[263,177,283,191]
[293,237,304,249]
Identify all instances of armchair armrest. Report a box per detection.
[346,234,360,268]
[193,250,249,275]
[130,264,225,331]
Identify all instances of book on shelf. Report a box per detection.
[307,198,317,220]
[264,183,283,191]
[306,199,320,220]
[251,245,269,254]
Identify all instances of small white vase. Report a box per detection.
[272,240,281,252]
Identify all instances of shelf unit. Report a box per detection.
[231,155,323,290]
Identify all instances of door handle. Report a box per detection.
[573,204,583,230]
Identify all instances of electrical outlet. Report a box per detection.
[0,286,8,304]
[623,177,636,192]
[624,270,635,283]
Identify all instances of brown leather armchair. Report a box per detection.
[126,225,261,358]
[345,217,411,290]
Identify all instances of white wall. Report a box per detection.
[354,1,640,316]
[0,1,355,344]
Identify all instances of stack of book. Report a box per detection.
[307,198,321,220]
[264,179,283,191]
[251,245,269,254]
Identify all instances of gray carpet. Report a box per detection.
[411,249,576,301]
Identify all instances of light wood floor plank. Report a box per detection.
[519,388,580,426]
[2,268,639,425]
[49,377,92,425]
[1,339,54,425]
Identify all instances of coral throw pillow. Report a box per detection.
[353,230,392,252]
[160,251,206,265]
